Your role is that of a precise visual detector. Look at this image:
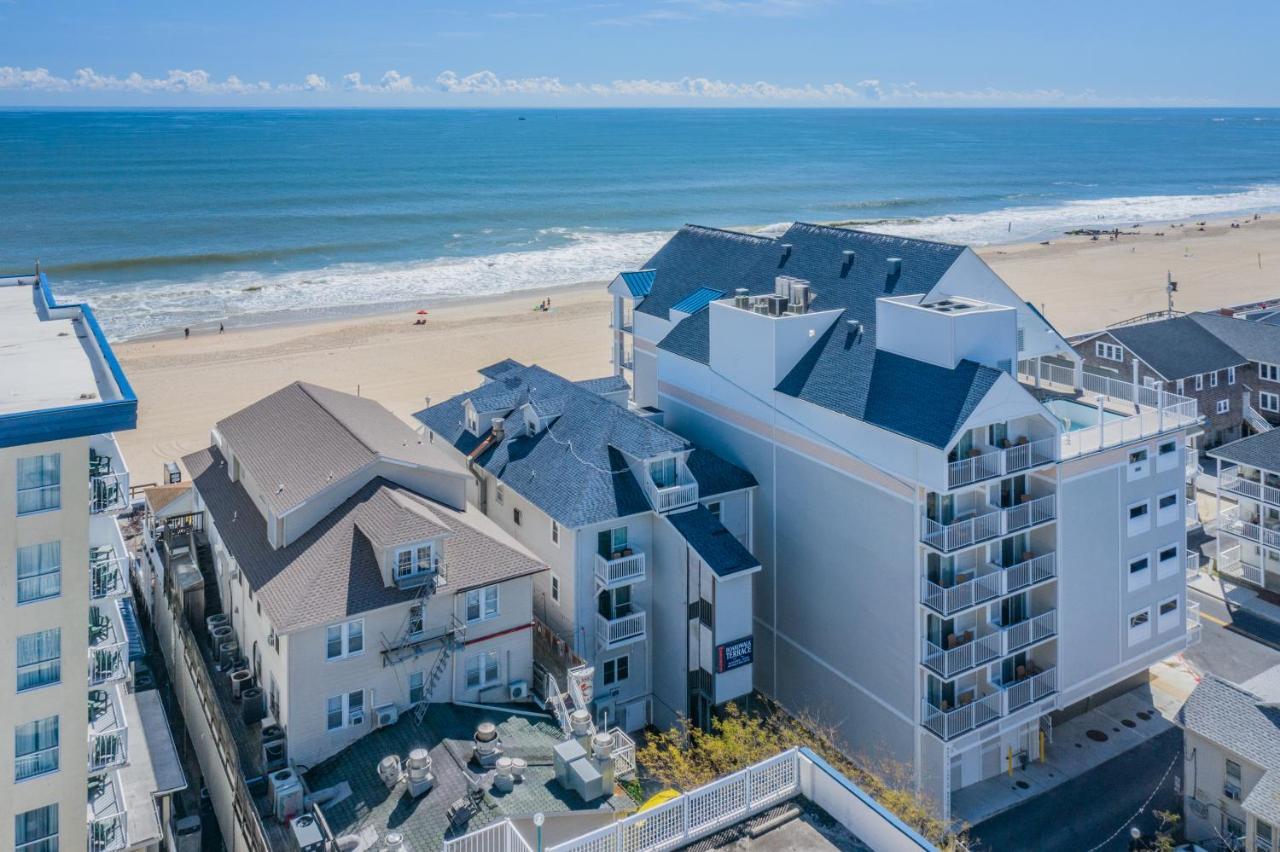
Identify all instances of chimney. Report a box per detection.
[491,417,505,442]
[841,250,855,277]
[780,243,793,262]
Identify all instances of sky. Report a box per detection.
[2,0,1278,108]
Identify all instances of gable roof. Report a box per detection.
[478,358,525,380]
[1105,316,1246,380]
[215,382,456,516]
[1190,311,1280,366]
[650,223,998,449]
[665,505,759,578]
[414,364,756,527]
[671,287,726,316]
[634,225,778,320]
[182,446,543,633]
[1208,427,1280,471]
[619,269,656,298]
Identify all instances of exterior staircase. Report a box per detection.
[414,618,465,724]
[1244,399,1273,434]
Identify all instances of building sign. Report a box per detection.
[716,636,753,673]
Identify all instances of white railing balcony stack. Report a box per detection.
[947,437,1058,490]
[594,550,646,589]
[91,557,128,600]
[89,642,128,686]
[998,609,1057,654]
[921,507,1002,552]
[1186,549,1200,580]
[1003,494,1056,534]
[1000,667,1058,714]
[921,693,1002,741]
[643,470,698,513]
[89,728,129,773]
[921,570,1003,616]
[1003,553,1057,593]
[1187,601,1202,647]
[922,632,1002,678]
[597,609,646,651]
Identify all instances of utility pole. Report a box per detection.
[1167,272,1178,317]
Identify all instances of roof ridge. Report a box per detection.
[296,381,381,457]
[788,221,967,250]
[682,223,776,243]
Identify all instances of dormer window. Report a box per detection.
[395,543,439,588]
[466,408,479,435]
[650,457,677,488]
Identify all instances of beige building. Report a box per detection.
[1,274,185,852]
[180,381,546,768]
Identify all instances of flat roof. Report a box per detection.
[0,280,108,414]
[697,800,871,851]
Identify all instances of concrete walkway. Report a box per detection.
[1189,570,1280,625]
[952,655,1199,828]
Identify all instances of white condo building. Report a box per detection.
[1,274,185,852]
[606,223,1202,817]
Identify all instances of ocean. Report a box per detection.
[3,108,1280,339]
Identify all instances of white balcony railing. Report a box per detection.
[1002,494,1056,534]
[921,570,1003,616]
[1219,506,1280,549]
[1004,437,1058,474]
[89,727,129,773]
[643,470,698,513]
[88,811,128,852]
[594,551,646,589]
[89,642,128,686]
[597,609,646,650]
[91,556,128,600]
[921,692,1002,740]
[999,666,1058,714]
[946,438,1059,490]
[921,508,1002,552]
[1186,500,1201,529]
[1003,553,1057,593]
[947,451,1002,489]
[1186,549,1200,581]
[91,471,130,515]
[1187,601,1202,647]
[1221,471,1280,506]
[997,610,1057,654]
[922,632,1002,679]
[1217,544,1265,587]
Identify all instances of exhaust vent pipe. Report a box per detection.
[790,283,811,314]
[887,257,902,276]
[780,243,793,262]
[734,288,750,309]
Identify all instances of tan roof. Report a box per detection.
[215,382,458,517]
[144,483,191,514]
[183,446,544,634]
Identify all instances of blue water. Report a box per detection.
[3,108,1280,338]
[1043,398,1125,431]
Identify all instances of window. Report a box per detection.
[1262,362,1280,383]
[16,454,60,515]
[1127,448,1149,480]
[1127,609,1151,645]
[1143,376,1161,391]
[1157,545,1180,580]
[707,501,722,519]
[1096,341,1123,362]
[465,650,500,689]
[1261,391,1280,413]
[1224,815,1245,844]
[1128,556,1151,591]
[1157,439,1179,472]
[15,716,59,781]
[598,527,629,558]
[409,671,425,705]
[465,585,499,623]
[1217,399,1230,415]
[1176,379,1185,395]
[407,602,424,636]
[15,804,57,852]
[1157,492,1179,526]
[16,629,61,692]
[1158,597,1180,632]
[495,484,504,505]
[1228,366,1236,385]
[1210,371,1219,388]
[603,655,630,685]
[394,544,436,582]
[325,620,364,660]
[649,457,677,488]
[1195,374,1204,391]
[325,691,364,730]
[550,574,560,603]
[1257,819,1274,852]
[465,407,479,434]
[16,542,61,604]
[1224,757,1243,800]
[1127,501,1150,536]
[551,520,560,546]
[513,507,522,526]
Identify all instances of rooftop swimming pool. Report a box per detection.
[1043,398,1125,432]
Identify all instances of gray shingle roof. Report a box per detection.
[574,375,631,396]
[414,365,755,527]
[1106,316,1246,380]
[214,382,456,516]
[1208,428,1280,471]
[665,505,759,577]
[1191,311,1280,366]
[634,225,778,320]
[183,446,543,633]
[478,358,525,380]
[354,488,452,549]
[1179,673,1280,823]
[687,448,758,497]
[650,223,999,448]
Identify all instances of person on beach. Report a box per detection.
[219,322,224,334]
[184,327,190,339]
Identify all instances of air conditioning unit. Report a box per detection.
[508,680,529,701]
[1188,798,1209,819]
[375,704,399,728]
[1225,782,1242,801]
[349,708,365,727]
[267,629,277,649]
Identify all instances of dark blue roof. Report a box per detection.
[687,448,757,496]
[671,286,726,315]
[651,223,995,448]
[478,358,525,380]
[666,505,759,578]
[415,365,754,527]
[635,225,778,320]
[1209,427,1280,471]
[620,269,656,298]
[118,597,147,662]
[574,375,631,396]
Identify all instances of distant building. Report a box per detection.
[1209,427,1280,593]
[607,223,1201,819]
[0,273,186,852]
[1179,670,1280,851]
[416,362,760,733]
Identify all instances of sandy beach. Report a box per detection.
[113,216,1280,483]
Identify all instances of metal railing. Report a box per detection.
[91,557,128,600]
[90,471,130,515]
[1004,437,1058,473]
[997,610,1057,654]
[922,632,1002,678]
[1185,500,1201,528]
[921,507,1002,551]
[1003,494,1056,533]
[596,609,646,650]
[921,570,1003,616]
[594,551,646,588]
[643,471,698,513]
[443,821,534,852]
[1187,601,1202,647]
[947,437,1058,490]
[999,667,1058,714]
[608,727,637,778]
[89,642,128,686]
[1220,471,1280,506]
[1003,553,1057,594]
[921,693,1002,741]
[947,451,1002,489]
[89,727,129,773]
[1186,549,1200,581]
[1217,544,1265,587]
[1219,505,1280,549]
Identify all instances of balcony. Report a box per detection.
[89,435,130,515]
[89,686,129,773]
[921,692,1002,741]
[921,568,1003,616]
[922,631,1002,679]
[1218,506,1280,549]
[947,437,1057,489]
[90,547,128,600]
[393,559,441,591]
[1001,494,1056,534]
[1217,543,1265,587]
[89,772,129,852]
[1187,601,1202,647]
[1186,549,1200,581]
[995,609,1057,654]
[1185,500,1201,529]
[996,666,1058,714]
[643,469,698,513]
[597,607,646,651]
[921,507,1002,552]
[1002,553,1057,594]
[89,602,128,686]
[595,550,646,589]
[1220,470,1280,506]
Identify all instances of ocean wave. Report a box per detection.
[71,228,672,340]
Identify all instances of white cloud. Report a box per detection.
[342,70,418,92]
[435,70,570,95]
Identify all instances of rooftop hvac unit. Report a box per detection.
[375,704,399,728]
[230,669,253,700]
[269,769,304,822]
[241,687,266,725]
[217,640,239,670]
[508,680,528,701]
[290,813,326,852]
[261,738,287,773]
[205,614,229,636]
[766,295,788,317]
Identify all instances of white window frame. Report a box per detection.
[1261,391,1280,413]
[1261,362,1280,383]
[1195,374,1204,391]
[1127,500,1151,536]
[1157,596,1180,633]
[14,715,59,782]
[551,520,560,546]
[1210,371,1219,388]
[326,690,365,730]
[325,619,365,661]
[1157,544,1180,580]
[1156,439,1179,472]
[1096,341,1123,362]
[14,803,58,852]
[16,628,61,693]
[550,574,560,604]
[603,654,630,685]
[16,454,61,516]
[1217,399,1230,415]
[16,542,61,605]
[465,650,500,689]
[1228,366,1236,385]
[465,585,500,623]
[1156,491,1180,526]
[1127,448,1150,481]
[394,543,437,583]
[1176,379,1185,395]
[1127,555,1151,592]
[1127,608,1151,646]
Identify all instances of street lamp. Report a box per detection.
[1129,825,1142,851]
[534,812,545,852]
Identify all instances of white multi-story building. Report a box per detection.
[1210,428,1280,592]
[1,273,185,852]
[607,223,1201,817]
[415,362,760,733]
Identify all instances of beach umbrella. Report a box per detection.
[417,309,429,315]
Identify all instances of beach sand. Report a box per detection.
[113,216,1280,483]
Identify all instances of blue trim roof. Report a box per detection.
[671,286,725,316]
[620,269,656,298]
[0,273,138,449]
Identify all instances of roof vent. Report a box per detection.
[841,250,856,276]
[780,243,793,261]
[887,257,902,276]
[734,288,750,309]
[846,319,863,339]
[491,417,505,441]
